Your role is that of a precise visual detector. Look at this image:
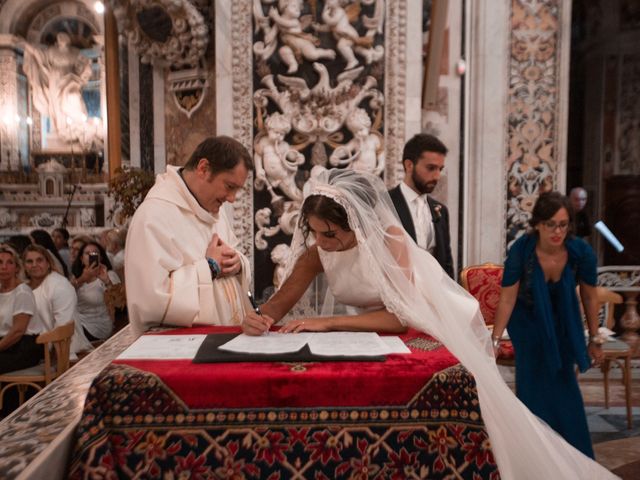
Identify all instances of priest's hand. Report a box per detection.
[220,246,241,276]
[242,311,274,336]
[206,234,226,267]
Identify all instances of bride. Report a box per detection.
[242,168,617,479]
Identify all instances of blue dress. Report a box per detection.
[502,234,596,458]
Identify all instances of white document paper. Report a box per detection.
[218,332,411,357]
[117,335,207,360]
[218,332,312,354]
[306,332,391,356]
[379,336,411,354]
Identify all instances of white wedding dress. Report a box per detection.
[317,246,384,314]
[280,169,618,480]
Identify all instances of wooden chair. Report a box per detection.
[105,282,128,334]
[595,287,632,429]
[460,263,515,365]
[0,321,75,408]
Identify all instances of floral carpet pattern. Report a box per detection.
[69,364,499,479]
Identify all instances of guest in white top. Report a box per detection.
[23,245,93,356]
[30,229,69,278]
[0,244,44,374]
[105,228,126,281]
[71,241,120,341]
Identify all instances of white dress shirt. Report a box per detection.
[400,182,435,253]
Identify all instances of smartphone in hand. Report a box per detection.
[88,252,100,266]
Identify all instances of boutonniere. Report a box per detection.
[433,204,442,222]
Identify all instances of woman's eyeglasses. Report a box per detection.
[542,220,570,231]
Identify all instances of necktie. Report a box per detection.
[414,197,428,250]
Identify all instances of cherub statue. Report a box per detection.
[263,0,336,73]
[329,108,384,175]
[318,0,384,70]
[254,112,305,203]
[271,243,291,288]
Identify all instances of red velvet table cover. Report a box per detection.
[69,327,500,479]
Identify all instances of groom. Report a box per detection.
[388,134,454,278]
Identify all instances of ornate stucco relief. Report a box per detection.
[505,0,563,248]
[223,0,406,297]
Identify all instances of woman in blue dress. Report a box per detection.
[491,191,604,458]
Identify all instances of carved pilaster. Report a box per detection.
[0,48,19,171]
[505,0,568,250]
[228,0,255,262]
[384,0,408,187]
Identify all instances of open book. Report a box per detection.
[219,331,410,356]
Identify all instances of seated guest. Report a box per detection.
[70,235,93,266]
[0,245,44,374]
[23,245,92,356]
[30,229,69,278]
[125,136,253,333]
[52,227,72,271]
[71,241,120,341]
[105,228,126,281]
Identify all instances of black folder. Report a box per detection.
[192,333,386,363]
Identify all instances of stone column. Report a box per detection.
[105,6,121,180]
[0,45,20,171]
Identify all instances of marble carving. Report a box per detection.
[22,33,102,150]
[250,0,386,298]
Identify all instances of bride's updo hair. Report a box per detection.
[299,195,350,244]
[299,169,380,243]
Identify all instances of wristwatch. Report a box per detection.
[588,334,605,345]
[206,257,221,279]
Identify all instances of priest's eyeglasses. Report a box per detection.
[542,220,570,231]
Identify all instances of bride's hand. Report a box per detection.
[279,318,329,334]
[242,312,274,336]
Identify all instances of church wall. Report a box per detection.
[465,0,572,265]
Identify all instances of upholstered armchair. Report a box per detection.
[460,263,515,364]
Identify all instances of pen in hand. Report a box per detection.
[247,291,270,334]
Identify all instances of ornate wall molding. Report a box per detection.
[110,0,208,68]
[26,1,101,42]
[598,266,640,291]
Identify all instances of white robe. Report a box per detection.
[125,166,251,334]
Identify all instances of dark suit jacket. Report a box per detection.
[388,185,454,278]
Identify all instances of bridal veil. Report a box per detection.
[280,168,617,480]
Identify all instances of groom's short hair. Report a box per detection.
[402,134,448,168]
